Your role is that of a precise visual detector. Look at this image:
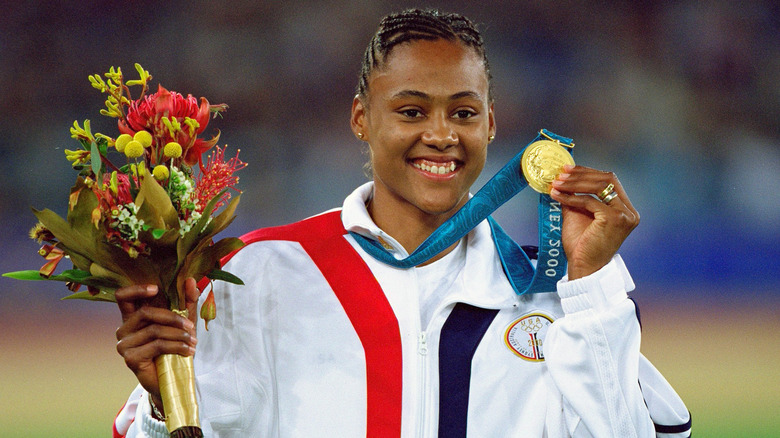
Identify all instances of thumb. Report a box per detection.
[184,277,199,324]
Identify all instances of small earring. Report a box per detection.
[357,132,364,139]
[488,135,495,142]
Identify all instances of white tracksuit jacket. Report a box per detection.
[115,182,691,437]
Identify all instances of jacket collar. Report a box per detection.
[341,182,518,309]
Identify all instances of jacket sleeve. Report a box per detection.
[114,386,170,438]
[544,255,691,437]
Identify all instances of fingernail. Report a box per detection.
[562,164,575,172]
[182,318,195,330]
[185,332,198,346]
[145,285,158,293]
[556,172,570,180]
[550,188,561,196]
[552,179,563,187]
[188,345,197,356]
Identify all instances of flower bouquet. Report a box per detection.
[3,63,247,437]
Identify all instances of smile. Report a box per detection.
[411,159,458,175]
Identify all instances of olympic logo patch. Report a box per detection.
[504,313,554,362]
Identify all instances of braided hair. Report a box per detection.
[357,9,492,101]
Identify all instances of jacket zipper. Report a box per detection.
[418,330,429,438]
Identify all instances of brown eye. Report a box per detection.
[453,109,476,119]
[401,109,423,118]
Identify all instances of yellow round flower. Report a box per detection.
[164,141,183,158]
[133,130,153,148]
[115,134,133,152]
[152,165,170,181]
[124,140,144,158]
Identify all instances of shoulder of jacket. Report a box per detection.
[218,209,344,266]
[239,209,344,245]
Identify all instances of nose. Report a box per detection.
[421,115,458,150]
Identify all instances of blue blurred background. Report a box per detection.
[1,1,778,436]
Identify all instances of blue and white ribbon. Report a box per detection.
[350,130,573,295]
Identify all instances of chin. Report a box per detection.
[416,195,466,217]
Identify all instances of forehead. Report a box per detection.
[368,39,489,102]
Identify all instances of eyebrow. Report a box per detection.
[391,90,483,101]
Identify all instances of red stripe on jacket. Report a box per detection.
[205,210,404,437]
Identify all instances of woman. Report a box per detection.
[114,9,691,437]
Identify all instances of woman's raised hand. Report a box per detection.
[114,278,200,408]
[550,165,640,280]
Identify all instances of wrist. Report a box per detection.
[566,265,597,281]
[566,258,611,281]
[149,393,166,421]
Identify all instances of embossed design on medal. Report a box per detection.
[521,140,575,194]
[504,313,555,361]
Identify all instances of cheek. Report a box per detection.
[369,130,409,162]
[465,143,489,181]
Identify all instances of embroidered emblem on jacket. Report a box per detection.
[504,313,554,361]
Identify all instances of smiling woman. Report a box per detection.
[113,8,691,438]
[350,38,495,253]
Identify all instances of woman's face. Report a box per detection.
[352,38,495,222]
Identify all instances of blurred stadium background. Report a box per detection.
[1,1,777,436]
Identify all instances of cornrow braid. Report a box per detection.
[357,9,493,101]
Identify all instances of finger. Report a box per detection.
[552,188,640,239]
[555,165,616,195]
[120,337,197,375]
[116,306,195,341]
[554,166,633,213]
[550,187,611,217]
[117,323,197,355]
[115,284,159,321]
[609,175,640,219]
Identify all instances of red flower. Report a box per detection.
[92,173,134,216]
[193,146,246,212]
[118,84,225,167]
[38,244,65,277]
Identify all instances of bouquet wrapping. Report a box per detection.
[4,64,248,437]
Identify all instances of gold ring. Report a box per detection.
[597,183,615,201]
[602,191,619,203]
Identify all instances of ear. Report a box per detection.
[487,102,496,142]
[351,95,369,142]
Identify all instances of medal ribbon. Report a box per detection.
[349,129,573,295]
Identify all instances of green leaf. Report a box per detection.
[3,270,48,281]
[96,136,108,154]
[135,174,178,229]
[2,269,93,282]
[142,224,168,239]
[202,194,241,237]
[176,194,222,265]
[206,268,244,285]
[67,179,99,234]
[90,140,101,177]
[2,268,112,289]
[5,268,88,281]
[52,269,93,282]
[61,289,116,303]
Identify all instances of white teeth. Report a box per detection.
[413,161,457,175]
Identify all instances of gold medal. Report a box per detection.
[521,139,575,194]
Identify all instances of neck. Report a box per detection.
[367,192,464,266]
